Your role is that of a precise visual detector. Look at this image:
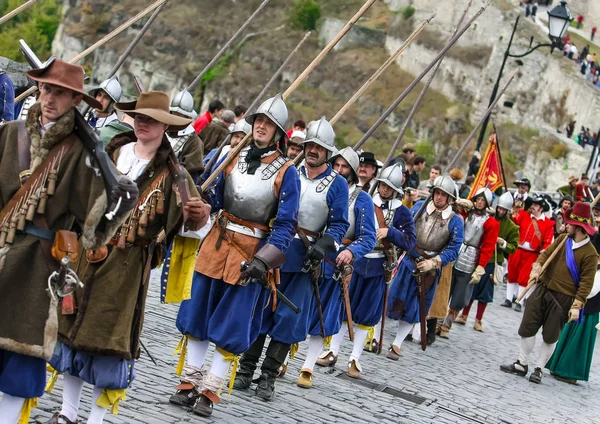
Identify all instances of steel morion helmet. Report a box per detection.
[170,89,197,119]
[89,76,122,112]
[495,192,514,212]
[245,93,288,141]
[330,146,359,183]
[375,162,405,195]
[431,175,457,200]
[470,187,493,207]
[229,118,251,135]
[302,116,337,158]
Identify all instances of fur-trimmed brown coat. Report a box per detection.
[0,103,125,360]
[57,132,201,360]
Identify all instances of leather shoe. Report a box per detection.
[297,369,314,388]
[316,350,338,367]
[192,394,214,417]
[347,359,361,379]
[386,345,401,361]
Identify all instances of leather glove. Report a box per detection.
[568,299,584,322]
[527,262,542,286]
[455,198,473,211]
[306,235,336,262]
[240,258,268,281]
[110,176,139,216]
[469,265,486,284]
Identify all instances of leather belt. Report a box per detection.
[109,238,153,248]
[17,223,56,241]
[415,246,440,259]
[219,211,270,240]
[295,227,319,243]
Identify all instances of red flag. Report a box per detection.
[468,132,504,198]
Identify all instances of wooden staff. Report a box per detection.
[352,2,490,152]
[292,13,435,166]
[381,1,472,170]
[0,0,38,26]
[516,191,600,304]
[201,0,377,192]
[186,0,272,91]
[201,31,312,180]
[15,0,167,103]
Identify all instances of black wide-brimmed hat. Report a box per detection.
[359,152,381,168]
[513,178,531,188]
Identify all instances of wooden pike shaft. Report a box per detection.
[15,0,167,103]
[444,68,519,173]
[381,1,472,169]
[292,13,435,166]
[516,191,600,304]
[352,2,490,151]
[186,0,272,91]
[201,31,312,180]
[201,0,376,192]
[0,0,38,26]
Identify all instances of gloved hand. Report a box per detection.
[455,198,473,211]
[185,197,211,228]
[306,235,336,262]
[110,176,139,216]
[469,265,486,284]
[240,258,268,281]
[568,299,584,322]
[527,262,542,286]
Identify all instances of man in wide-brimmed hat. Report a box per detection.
[501,201,598,384]
[513,177,531,211]
[503,196,555,312]
[0,58,139,423]
[172,94,301,416]
[45,90,211,424]
[358,151,381,192]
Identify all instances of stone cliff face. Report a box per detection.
[48,0,597,190]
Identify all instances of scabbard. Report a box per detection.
[416,274,427,351]
[378,284,389,355]
[343,274,354,342]
[311,270,326,338]
[250,278,300,314]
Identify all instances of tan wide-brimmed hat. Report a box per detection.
[116,91,191,131]
[27,58,102,110]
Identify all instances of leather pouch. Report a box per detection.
[51,230,80,262]
[86,245,108,264]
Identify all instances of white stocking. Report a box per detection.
[87,386,107,424]
[392,320,414,349]
[0,393,25,423]
[60,373,85,422]
[506,282,519,301]
[518,336,536,365]
[187,339,210,368]
[301,336,324,372]
[330,327,346,356]
[350,328,369,362]
[210,349,231,379]
[536,342,557,369]
[373,320,382,342]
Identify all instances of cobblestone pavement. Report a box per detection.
[28,273,599,423]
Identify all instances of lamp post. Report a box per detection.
[475,0,573,151]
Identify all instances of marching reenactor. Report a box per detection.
[171,94,301,417]
[233,118,348,398]
[455,192,519,332]
[512,177,531,213]
[439,188,500,338]
[553,195,574,237]
[385,176,463,359]
[318,161,416,378]
[87,77,122,132]
[501,201,598,384]
[45,91,211,424]
[0,59,139,423]
[502,196,554,312]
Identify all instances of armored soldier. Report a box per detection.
[233,117,349,398]
[385,176,464,360]
[171,94,301,417]
[503,196,555,312]
[87,76,122,130]
[455,192,519,332]
[439,188,500,338]
[0,59,138,423]
[202,118,252,180]
[45,91,210,424]
[318,161,416,378]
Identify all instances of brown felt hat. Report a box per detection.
[115,91,191,131]
[27,58,102,110]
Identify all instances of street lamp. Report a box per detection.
[474,1,573,151]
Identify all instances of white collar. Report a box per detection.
[38,117,56,135]
[372,193,402,209]
[177,124,196,137]
[572,237,590,250]
[348,183,357,193]
[427,200,453,219]
[531,213,546,221]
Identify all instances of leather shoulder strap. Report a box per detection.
[531,218,542,245]
[374,205,391,249]
[17,120,31,173]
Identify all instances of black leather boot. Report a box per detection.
[426,318,437,345]
[233,334,266,390]
[256,339,291,400]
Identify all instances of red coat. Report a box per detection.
[193,111,212,134]
[478,217,500,267]
[575,183,589,201]
[512,209,554,252]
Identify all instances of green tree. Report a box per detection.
[289,0,321,31]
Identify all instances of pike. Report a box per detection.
[185,0,272,91]
[379,1,473,172]
[292,13,436,166]
[15,0,167,103]
[516,191,600,304]
[0,0,39,26]
[352,2,491,152]
[201,0,377,192]
[201,30,312,180]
